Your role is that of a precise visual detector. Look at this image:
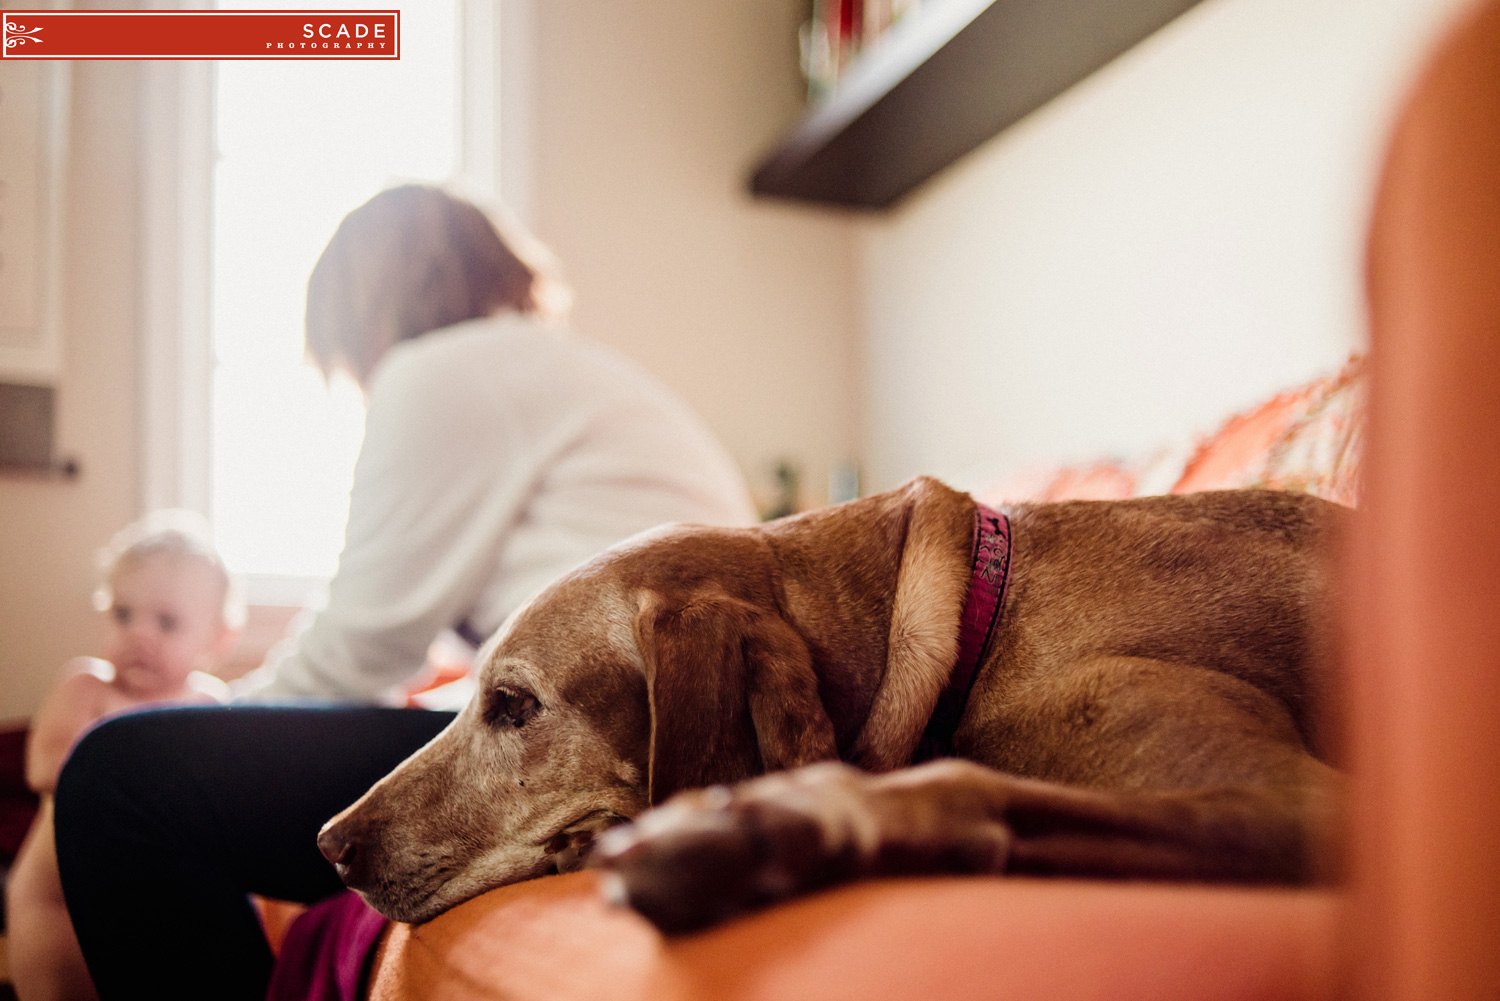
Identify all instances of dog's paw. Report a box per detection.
[590,760,1012,933]
[590,763,868,932]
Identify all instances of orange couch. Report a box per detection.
[361,3,1500,998]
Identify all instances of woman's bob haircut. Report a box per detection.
[305,185,566,386]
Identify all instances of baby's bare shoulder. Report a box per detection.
[44,658,118,717]
[27,659,124,792]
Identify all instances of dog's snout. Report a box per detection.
[317,821,356,868]
[319,809,394,893]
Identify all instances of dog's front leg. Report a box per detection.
[592,758,1332,933]
[591,760,1013,933]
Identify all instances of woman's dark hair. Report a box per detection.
[305,185,563,385]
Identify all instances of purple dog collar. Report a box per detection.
[915,502,1012,760]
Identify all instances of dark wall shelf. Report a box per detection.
[749,0,1209,210]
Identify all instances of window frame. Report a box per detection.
[138,0,524,608]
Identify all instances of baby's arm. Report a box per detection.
[25,659,114,795]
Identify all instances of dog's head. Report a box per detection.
[317,524,839,923]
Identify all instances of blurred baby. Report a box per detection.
[6,512,242,1001]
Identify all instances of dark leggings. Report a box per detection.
[53,705,456,1000]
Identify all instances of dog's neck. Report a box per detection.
[761,477,982,771]
[913,503,1011,760]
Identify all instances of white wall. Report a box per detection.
[527,0,860,512]
[859,0,1473,494]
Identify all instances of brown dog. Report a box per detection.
[318,477,1344,932]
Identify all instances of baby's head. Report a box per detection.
[93,512,245,699]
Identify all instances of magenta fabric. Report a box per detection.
[266,889,388,1001]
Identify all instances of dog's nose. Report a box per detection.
[318,814,389,894]
[318,821,357,869]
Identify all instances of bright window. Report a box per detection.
[211,1,462,587]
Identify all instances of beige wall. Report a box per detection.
[529,0,860,514]
[858,0,1471,494]
[0,62,144,721]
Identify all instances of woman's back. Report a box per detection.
[367,315,756,635]
[270,315,756,703]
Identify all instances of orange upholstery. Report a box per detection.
[369,873,1336,1001]
[363,4,1500,998]
[1344,1,1500,997]
[255,896,309,956]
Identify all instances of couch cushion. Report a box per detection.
[980,355,1365,508]
[367,872,1336,1001]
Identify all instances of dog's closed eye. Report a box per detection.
[484,685,541,729]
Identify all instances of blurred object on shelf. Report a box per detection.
[761,459,803,521]
[801,0,924,100]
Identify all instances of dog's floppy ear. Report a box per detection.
[635,590,838,804]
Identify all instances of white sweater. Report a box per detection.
[250,316,756,702]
